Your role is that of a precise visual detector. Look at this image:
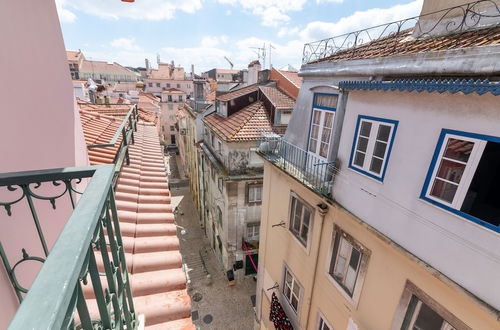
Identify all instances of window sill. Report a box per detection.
[324,272,359,309]
[288,230,311,256]
[419,197,500,233]
[347,166,385,184]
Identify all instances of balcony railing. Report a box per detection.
[258,136,334,198]
[1,165,137,329]
[302,0,500,64]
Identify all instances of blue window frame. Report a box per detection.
[348,115,398,181]
[308,93,338,160]
[421,129,500,232]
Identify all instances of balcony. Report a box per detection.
[1,165,137,329]
[258,136,334,199]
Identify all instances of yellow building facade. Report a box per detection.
[255,161,499,330]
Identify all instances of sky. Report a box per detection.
[56,0,423,73]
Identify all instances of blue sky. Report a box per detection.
[57,0,423,73]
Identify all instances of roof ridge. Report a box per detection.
[79,109,117,121]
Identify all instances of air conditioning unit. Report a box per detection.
[180,128,187,135]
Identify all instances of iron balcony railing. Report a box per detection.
[258,136,334,198]
[302,0,500,64]
[86,104,138,174]
[1,165,137,329]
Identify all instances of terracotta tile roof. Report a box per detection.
[216,69,240,74]
[162,88,185,94]
[78,101,159,125]
[66,50,80,62]
[139,92,160,103]
[217,84,258,101]
[80,120,194,328]
[204,101,275,141]
[79,110,124,165]
[313,26,500,64]
[259,86,295,109]
[80,60,134,75]
[278,70,302,88]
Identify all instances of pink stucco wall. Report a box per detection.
[0,1,89,327]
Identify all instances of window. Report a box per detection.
[328,227,368,299]
[309,94,337,159]
[170,125,175,131]
[169,115,174,121]
[178,95,183,102]
[217,141,222,154]
[167,83,171,88]
[394,282,469,330]
[148,82,152,87]
[247,185,262,203]
[246,223,260,241]
[176,83,180,88]
[156,83,160,87]
[283,267,301,313]
[168,104,173,110]
[422,130,500,232]
[349,116,398,181]
[318,315,333,330]
[289,194,312,247]
[168,95,173,102]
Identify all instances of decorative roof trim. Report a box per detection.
[338,79,500,96]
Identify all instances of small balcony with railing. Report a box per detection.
[257,135,335,200]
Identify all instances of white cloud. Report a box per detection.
[300,0,423,41]
[217,0,307,27]
[111,37,142,51]
[200,35,229,48]
[316,0,344,3]
[58,0,203,21]
[56,0,77,23]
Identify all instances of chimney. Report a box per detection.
[145,58,150,71]
[248,60,261,85]
[191,64,195,79]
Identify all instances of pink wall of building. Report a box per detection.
[0,1,89,327]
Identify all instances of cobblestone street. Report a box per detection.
[167,154,257,330]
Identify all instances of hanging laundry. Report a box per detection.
[269,292,293,330]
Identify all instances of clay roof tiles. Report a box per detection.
[204,101,275,141]
[279,70,302,88]
[312,26,500,64]
[259,86,295,109]
[216,84,259,101]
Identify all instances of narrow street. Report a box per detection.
[167,153,257,330]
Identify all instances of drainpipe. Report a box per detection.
[304,202,329,329]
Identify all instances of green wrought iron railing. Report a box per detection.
[86,104,139,174]
[1,165,137,329]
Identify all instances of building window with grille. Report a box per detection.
[289,194,313,247]
[328,226,369,302]
[349,115,398,181]
[283,266,302,313]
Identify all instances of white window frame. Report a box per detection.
[308,94,337,160]
[326,226,369,306]
[317,311,333,330]
[246,223,260,241]
[392,281,471,330]
[289,193,313,248]
[282,266,302,314]
[248,185,262,203]
[424,133,486,209]
[350,116,398,180]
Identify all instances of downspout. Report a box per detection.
[304,202,329,329]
